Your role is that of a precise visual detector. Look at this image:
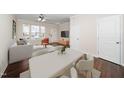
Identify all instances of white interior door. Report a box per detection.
[98,15,121,65]
[70,25,80,51]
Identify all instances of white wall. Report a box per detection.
[16,19,59,44]
[70,14,115,56]
[70,15,97,55]
[45,23,59,42]
[59,22,70,31]
[0,14,15,77]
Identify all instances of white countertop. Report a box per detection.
[29,48,83,78]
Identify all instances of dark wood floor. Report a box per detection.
[94,58,124,78]
[2,59,29,78]
[2,58,124,78]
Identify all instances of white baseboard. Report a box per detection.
[93,54,99,58]
[121,63,124,67]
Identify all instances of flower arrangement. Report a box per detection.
[61,46,67,54]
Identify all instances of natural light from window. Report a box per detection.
[22,24,45,40]
[31,25,40,39]
[23,24,30,40]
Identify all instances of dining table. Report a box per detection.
[29,48,83,78]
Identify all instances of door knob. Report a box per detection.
[116,42,120,44]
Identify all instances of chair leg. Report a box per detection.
[91,72,93,78]
[86,71,92,78]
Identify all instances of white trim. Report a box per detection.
[121,63,124,66]
[97,15,123,66]
[120,15,124,66]
[93,54,99,58]
[96,19,100,57]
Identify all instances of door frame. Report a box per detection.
[97,15,124,66]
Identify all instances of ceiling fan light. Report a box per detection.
[38,18,41,21]
[42,18,46,22]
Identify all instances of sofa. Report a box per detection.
[9,39,63,64]
[9,40,33,64]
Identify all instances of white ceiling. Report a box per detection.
[15,14,74,24]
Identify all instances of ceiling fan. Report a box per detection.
[37,14,46,22]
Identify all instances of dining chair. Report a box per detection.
[92,68,101,78]
[70,67,78,78]
[75,54,94,78]
[60,67,78,78]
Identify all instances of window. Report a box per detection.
[23,24,30,40]
[40,26,45,37]
[41,26,45,33]
[22,24,46,40]
[31,25,40,39]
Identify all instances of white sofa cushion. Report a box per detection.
[9,45,33,64]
